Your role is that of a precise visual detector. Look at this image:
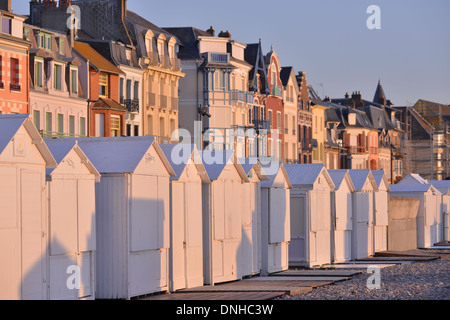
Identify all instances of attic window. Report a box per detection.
[37,32,52,50]
[1,16,11,35]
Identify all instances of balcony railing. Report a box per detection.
[159,55,171,69]
[160,95,168,110]
[171,58,181,72]
[170,97,178,112]
[253,120,271,131]
[286,97,295,102]
[39,130,86,139]
[231,90,254,104]
[123,99,139,113]
[147,92,156,107]
[147,52,159,66]
[10,83,21,92]
[270,85,282,97]
[369,147,379,155]
[207,52,230,64]
[345,146,367,154]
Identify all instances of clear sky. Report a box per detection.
[12,0,450,106]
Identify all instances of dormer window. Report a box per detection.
[37,32,52,50]
[58,38,64,55]
[1,16,12,35]
[348,113,356,125]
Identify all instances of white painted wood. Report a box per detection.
[0,116,56,300]
[286,164,334,268]
[76,138,174,300]
[261,163,292,275]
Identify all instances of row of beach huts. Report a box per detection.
[0,114,449,300]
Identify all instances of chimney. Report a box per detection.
[218,30,231,38]
[0,0,12,12]
[206,26,215,37]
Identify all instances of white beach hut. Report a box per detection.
[328,170,355,263]
[396,174,443,247]
[73,137,176,299]
[200,150,249,285]
[390,183,441,248]
[347,170,379,260]
[44,139,100,300]
[428,181,450,243]
[0,114,56,300]
[260,161,292,275]
[237,158,267,278]
[285,164,335,268]
[371,170,390,253]
[160,144,210,292]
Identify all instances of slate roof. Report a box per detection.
[44,139,100,179]
[328,170,356,191]
[198,150,248,182]
[280,67,293,88]
[390,184,440,194]
[0,114,56,167]
[284,164,334,189]
[163,27,212,60]
[55,137,175,175]
[347,169,378,192]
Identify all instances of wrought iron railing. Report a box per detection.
[10,83,21,92]
[39,130,86,139]
[270,85,282,97]
[123,99,139,113]
[231,90,254,104]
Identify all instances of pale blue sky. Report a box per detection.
[12,0,450,106]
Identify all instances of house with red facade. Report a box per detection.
[73,41,127,137]
[264,47,284,162]
[0,3,30,114]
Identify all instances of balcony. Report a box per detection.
[231,90,254,104]
[159,55,171,69]
[159,95,168,110]
[170,97,178,112]
[270,85,282,97]
[39,130,86,139]
[253,120,271,131]
[147,52,159,66]
[171,58,181,72]
[346,146,367,155]
[286,97,295,103]
[10,83,21,92]
[147,92,156,108]
[369,147,379,155]
[123,99,140,113]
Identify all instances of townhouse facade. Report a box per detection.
[264,47,284,162]
[296,73,313,164]
[165,27,255,155]
[280,66,299,164]
[73,41,127,137]
[26,24,89,138]
[0,5,29,114]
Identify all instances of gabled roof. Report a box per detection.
[0,114,57,168]
[91,98,128,112]
[160,143,209,182]
[390,183,440,194]
[328,170,356,192]
[44,139,100,181]
[199,150,248,182]
[280,67,293,88]
[244,41,269,94]
[238,158,268,181]
[260,161,292,189]
[73,41,124,75]
[371,170,390,191]
[57,137,175,176]
[347,169,378,192]
[284,164,335,189]
[397,173,429,186]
